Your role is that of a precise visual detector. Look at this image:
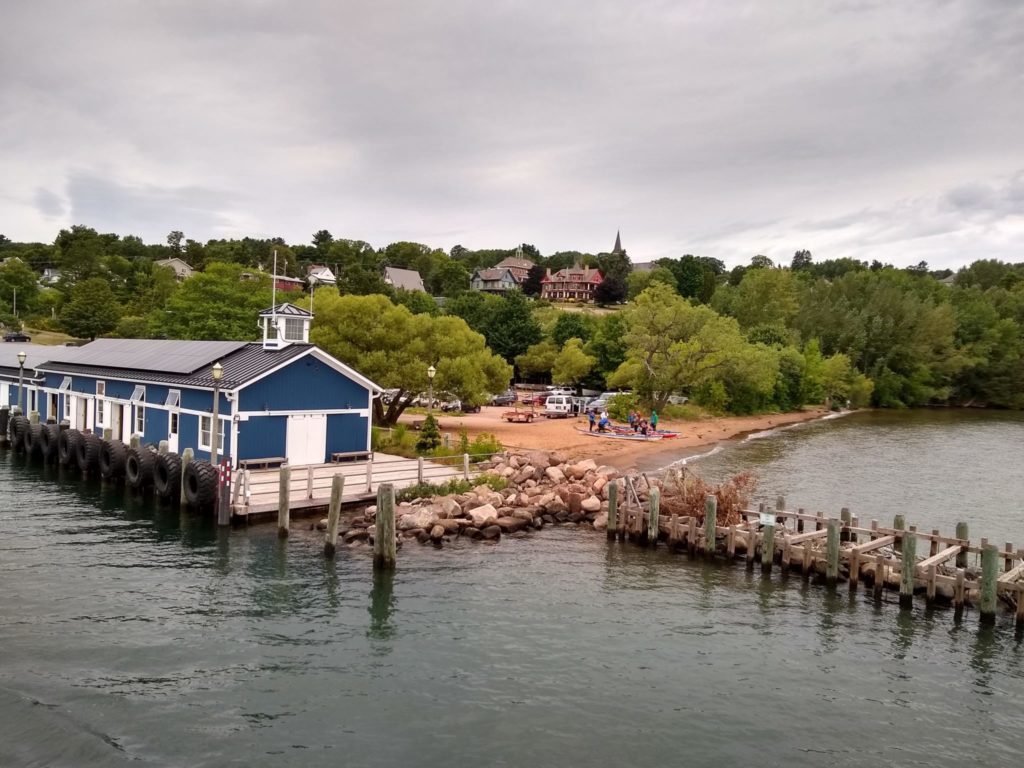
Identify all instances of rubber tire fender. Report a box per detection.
[58,429,82,466]
[183,460,218,508]
[38,423,61,462]
[8,415,28,452]
[99,439,128,479]
[154,453,182,499]
[23,423,43,457]
[76,433,102,472]
[125,446,157,488]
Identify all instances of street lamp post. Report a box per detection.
[16,350,26,412]
[427,365,436,416]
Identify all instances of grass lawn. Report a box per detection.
[23,327,82,346]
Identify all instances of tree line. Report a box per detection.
[1,227,1022,418]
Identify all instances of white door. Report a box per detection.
[111,403,123,440]
[168,411,179,453]
[1,383,8,407]
[76,397,88,431]
[286,414,327,466]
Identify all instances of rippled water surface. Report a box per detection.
[2,411,1024,767]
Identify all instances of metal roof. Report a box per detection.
[0,343,83,374]
[35,342,313,390]
[259,302,312,317]
[384,267,426,292]
[53,338,249,374]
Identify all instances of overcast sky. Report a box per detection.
[2,1,1022,269]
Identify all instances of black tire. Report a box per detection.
[24,423,43,457]
[99,439,128,479]
[183,460,218,508]
[126,446,156,489]
[58,429,82,466]
[9,415,28,452]
[76,433,102,473]
[39,423,60,462]
[0,408,9,437]
[154,453,182,499]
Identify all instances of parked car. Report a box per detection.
[543,395,574,418]
[586,391,632,413]
[545,385,575,396]
[441,398,481,413]
[490,390,517,406]
[667,394,689,405]
[3,331,31,342]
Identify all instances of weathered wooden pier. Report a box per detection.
[608,485,1024,626]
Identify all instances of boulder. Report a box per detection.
[438,518,461,534]
[545,466,566,484]
[581,495,602,513]
[343,529,369,542]
[511,508,535,522]
[429,524,446,541]
[593,512,609,531]
[481,525,502,541]
[568,493,583,515]
[512,467,536,485]
[438,497,462,518]
[468,503,498,527]
[399,508,438,531]
[591,476,608,495]
[546,496,567,515]
[416,530,431,544]
[495,516,530,533]
[463,526,482,539]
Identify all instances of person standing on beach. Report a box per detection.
[588,409,596,432]
[651,409,659,432]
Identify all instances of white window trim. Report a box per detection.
[134,396,145,435]
[198,415,224,452]
[130,385,146,403]
[96,381,106,427]
[169,411,179,436]
[165,389,180,408]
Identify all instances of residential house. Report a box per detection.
[306,264,337,287]
[154,257,195,281]
[383,266,426,293]
[39,267,62,286]
[470,267,518,294]
[540,264,604,302]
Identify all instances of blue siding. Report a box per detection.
[236,416,287,460]
[178,411,232,463]
[239,356,369,412]
[326,414,369,454]
[142,408,169,446]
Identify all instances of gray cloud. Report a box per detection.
[2,0,1023,269]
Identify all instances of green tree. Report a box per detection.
[153,262,272,340]
[308,291,511,425]
[552,337,596,386]
[61,278,121,339]
[586,312,628,382]
[791,250,813,271]
[0,258,40,316]
[514,340,559,380]
[479,291,542,363]
[551,312,596,347]
[627,265,676,300]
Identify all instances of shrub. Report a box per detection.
[660,403,708,421]
[395,473,509,502]
[415,414,441,453]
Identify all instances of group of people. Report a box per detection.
[587,408,659,434]
[626,409,658,435]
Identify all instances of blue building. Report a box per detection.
[1,304,382,466]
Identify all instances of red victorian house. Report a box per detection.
[540,264,603,302]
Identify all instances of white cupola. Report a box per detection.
[259,303,313,350]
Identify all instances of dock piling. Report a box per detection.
[826,520,839,587]
[704,494,717,555]
[955,522,969,567]
[277,465,291,539]
[179,448,193,509]
[980,544,998,625]
[373,483,397,570]
[900,533,917,610]
[606,481,618,541]
[893,514,905,553]
[840,507,851,543]
[324,474,345,558]
[647,488,660,547]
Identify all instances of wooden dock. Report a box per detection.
[611,492,1024,625]
[229,452,481,519]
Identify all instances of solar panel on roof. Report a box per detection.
[66,339,248,374]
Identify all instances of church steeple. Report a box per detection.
[612,230,623,254]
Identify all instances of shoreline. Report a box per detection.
[414,406,833,474]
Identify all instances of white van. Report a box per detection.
[543,395,574,418]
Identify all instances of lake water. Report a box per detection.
[2,410,1023,767]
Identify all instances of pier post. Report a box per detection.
[900,533,917,610]
[704,494,717,555]
[647,488,660,547]
[893,514,905,553]
[179,447,193,509]
[797,507,804,534]
[606,481,618,541]
[277,465,291,539]
[365,458,373,493]
[826,520,839,587]
[324,474,345,558]
[30,410,40,425]
[463,453,470,480]
[103,427,112,440]
[1004,542,1014,573]
[373,482,397,570]
[840,507,851,543]
[980,544,998,625]
[761,517,775,574]
[955,522,969,567]
[417,456,424,485]
[776,496,785,528]
[158,440,168,455]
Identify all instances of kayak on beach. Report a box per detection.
[609,425,679,439]
[576,428,665,441]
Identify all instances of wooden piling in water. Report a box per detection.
[277,465,291,539]
[840,507,851,543]
[893,514,905,553]
[647,488,660,548]
[704,494,717,556]
[179,447,193,509]
[324,474,345,558]
[373,483,397,570]
[606,481,618,541]
[980,544,998,625]
[900,533,917,610]
[761,518,776,574]
[826,520,839,587]
[955,522,969,568]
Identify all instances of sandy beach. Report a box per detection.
[404,405,830,473]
